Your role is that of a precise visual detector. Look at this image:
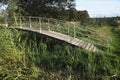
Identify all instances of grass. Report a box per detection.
[15,26,120,79]
[0,28,40,79]
[0,18,120,79]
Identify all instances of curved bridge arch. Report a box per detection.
[8,16,111,52]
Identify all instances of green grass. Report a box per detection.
[0,20,120,80]
[15,26,120,79]
[0,28,39,80]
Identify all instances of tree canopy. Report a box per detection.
[0,0,91,23]
[0,0,75,17]
[78,10,90,26]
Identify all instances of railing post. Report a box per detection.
[74,24,76,38]
[48,19,50,31]
[107,38,109,54]
[29,16,32,28]
[19,16,22,28]
[68,23,69,35]
[39,18,41,32]
[5,17,8,27]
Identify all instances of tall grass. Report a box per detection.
[17,28,120,80]
[0,22,120,79]
[0,28,39,80]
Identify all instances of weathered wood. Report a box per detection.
[12,27,99,52]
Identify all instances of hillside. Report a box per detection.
[0,24,120,79]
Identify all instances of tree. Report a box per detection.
[69,8,78,21]
[78,10,90,26]
[16,0,76,17]
[6,0,18,26]
[0,0,8,4]
[0,0,76,20]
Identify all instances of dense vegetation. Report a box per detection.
[0,29,39,79]
[0,0,120,80]
[1,0,119,27]
[0,23,120,79]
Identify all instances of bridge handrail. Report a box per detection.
[17,16,111,38]
[6,16,111,52]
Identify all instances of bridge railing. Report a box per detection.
[7,16,111,52]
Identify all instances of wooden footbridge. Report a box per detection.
[5,16,111,52]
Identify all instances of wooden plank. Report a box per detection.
[11,27,99,52]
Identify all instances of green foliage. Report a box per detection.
[69,8,78,21]
[0,29,39,80]
[89,17,119,27]
[78,10,90,26]
[13,0,75,17]
[0,18,120,80]
[17,29,120,80]
[0,16,5,24]
[0,0,8,4]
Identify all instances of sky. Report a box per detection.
[0,3,7,13]
[75,0,120,17]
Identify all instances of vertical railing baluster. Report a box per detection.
[74,24,76,38]
[20,16,22,28]
[5,16,8,27]
[29,16,32,28]
[107,37,109,54]
[68,23,69,36]
[56,20,58,32]
[48,19,50,31]
[39,18,41,32]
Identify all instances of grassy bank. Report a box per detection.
[0,29,39,79]
[0,25,120,80]
[17,25,120,80]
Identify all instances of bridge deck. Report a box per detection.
[14,27,99,52]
